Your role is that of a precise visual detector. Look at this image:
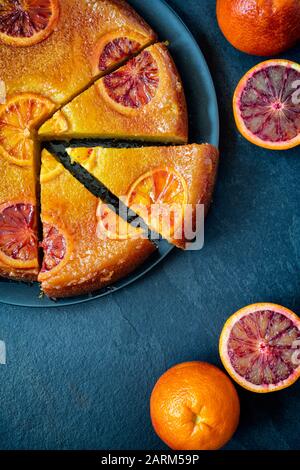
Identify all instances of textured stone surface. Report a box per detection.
[0,0,300,450]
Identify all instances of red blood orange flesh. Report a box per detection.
[98,37,141,72]
[40,224,66,273]
[233,60,300,150]
[0,202,38,268]
[0,0,60,47]
[103,50,159,109]
[220,303,300,393]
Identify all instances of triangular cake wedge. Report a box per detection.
[0,151,39,281]
[38,150,156,298]
[68,144,219,249]
[0,0,156,109]
[39,44,188,144]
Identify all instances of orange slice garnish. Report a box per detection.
[96,201,145,241]
[127,168,188,241]
[0,93,56,166]
[40,150,64,183]
[0,0,60,47]
[97,50,159,114]
[39,221,72,280]
[0,201,38,269]
[91,29,148,76]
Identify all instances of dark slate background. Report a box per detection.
[0,0,300,450]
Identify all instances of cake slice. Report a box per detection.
[67,144,219,249]
[0,151,39,282]
[0,91,60,281]
[39,44,188,143]
[38,150,156,298]
[0,0,156,108]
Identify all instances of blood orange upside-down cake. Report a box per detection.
[39,43,188,143]
[0,0,219,298]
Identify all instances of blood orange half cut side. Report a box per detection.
[233,60,300,150]
[98,50,159,111]
[91,30,149,76]
[219,303,300,393]
[0,0,60,47]
[39,223,70,279]
[0,202,38,269]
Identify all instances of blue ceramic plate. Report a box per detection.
[0,0,219,307]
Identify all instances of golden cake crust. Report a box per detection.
[39,151,156,298]
[39,43,188,143]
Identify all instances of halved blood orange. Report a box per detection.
[96,201,145,241]
[39,222,70,279]
[0,0,60,47]
[127,168,188,241]
[233,60,300,150]
[97,50,159,113]
[219,303,300,393]
[40,150,63,183]
[91,29,148,76]
[0,93,55,166]
[0,202,38,269]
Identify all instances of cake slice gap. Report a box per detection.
[63,144,219,250]
[38,150,156,298]
[38,43,188,144]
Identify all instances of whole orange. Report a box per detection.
[216,0,300,56]
[150,361,240,450]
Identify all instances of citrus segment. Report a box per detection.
[96,201,144,241]
[100,50,159,109]
[233,60,300,150]
[91,30,149,76]
[0,0,60,47]
[220,303,300,393]
[0,93,55,165]
[40,150,63,183]
[67,147,98,172]
[0,202,38,269]
[127,168,188,241]
[40,223,68,277]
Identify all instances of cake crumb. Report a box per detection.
[0,80,6,104]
